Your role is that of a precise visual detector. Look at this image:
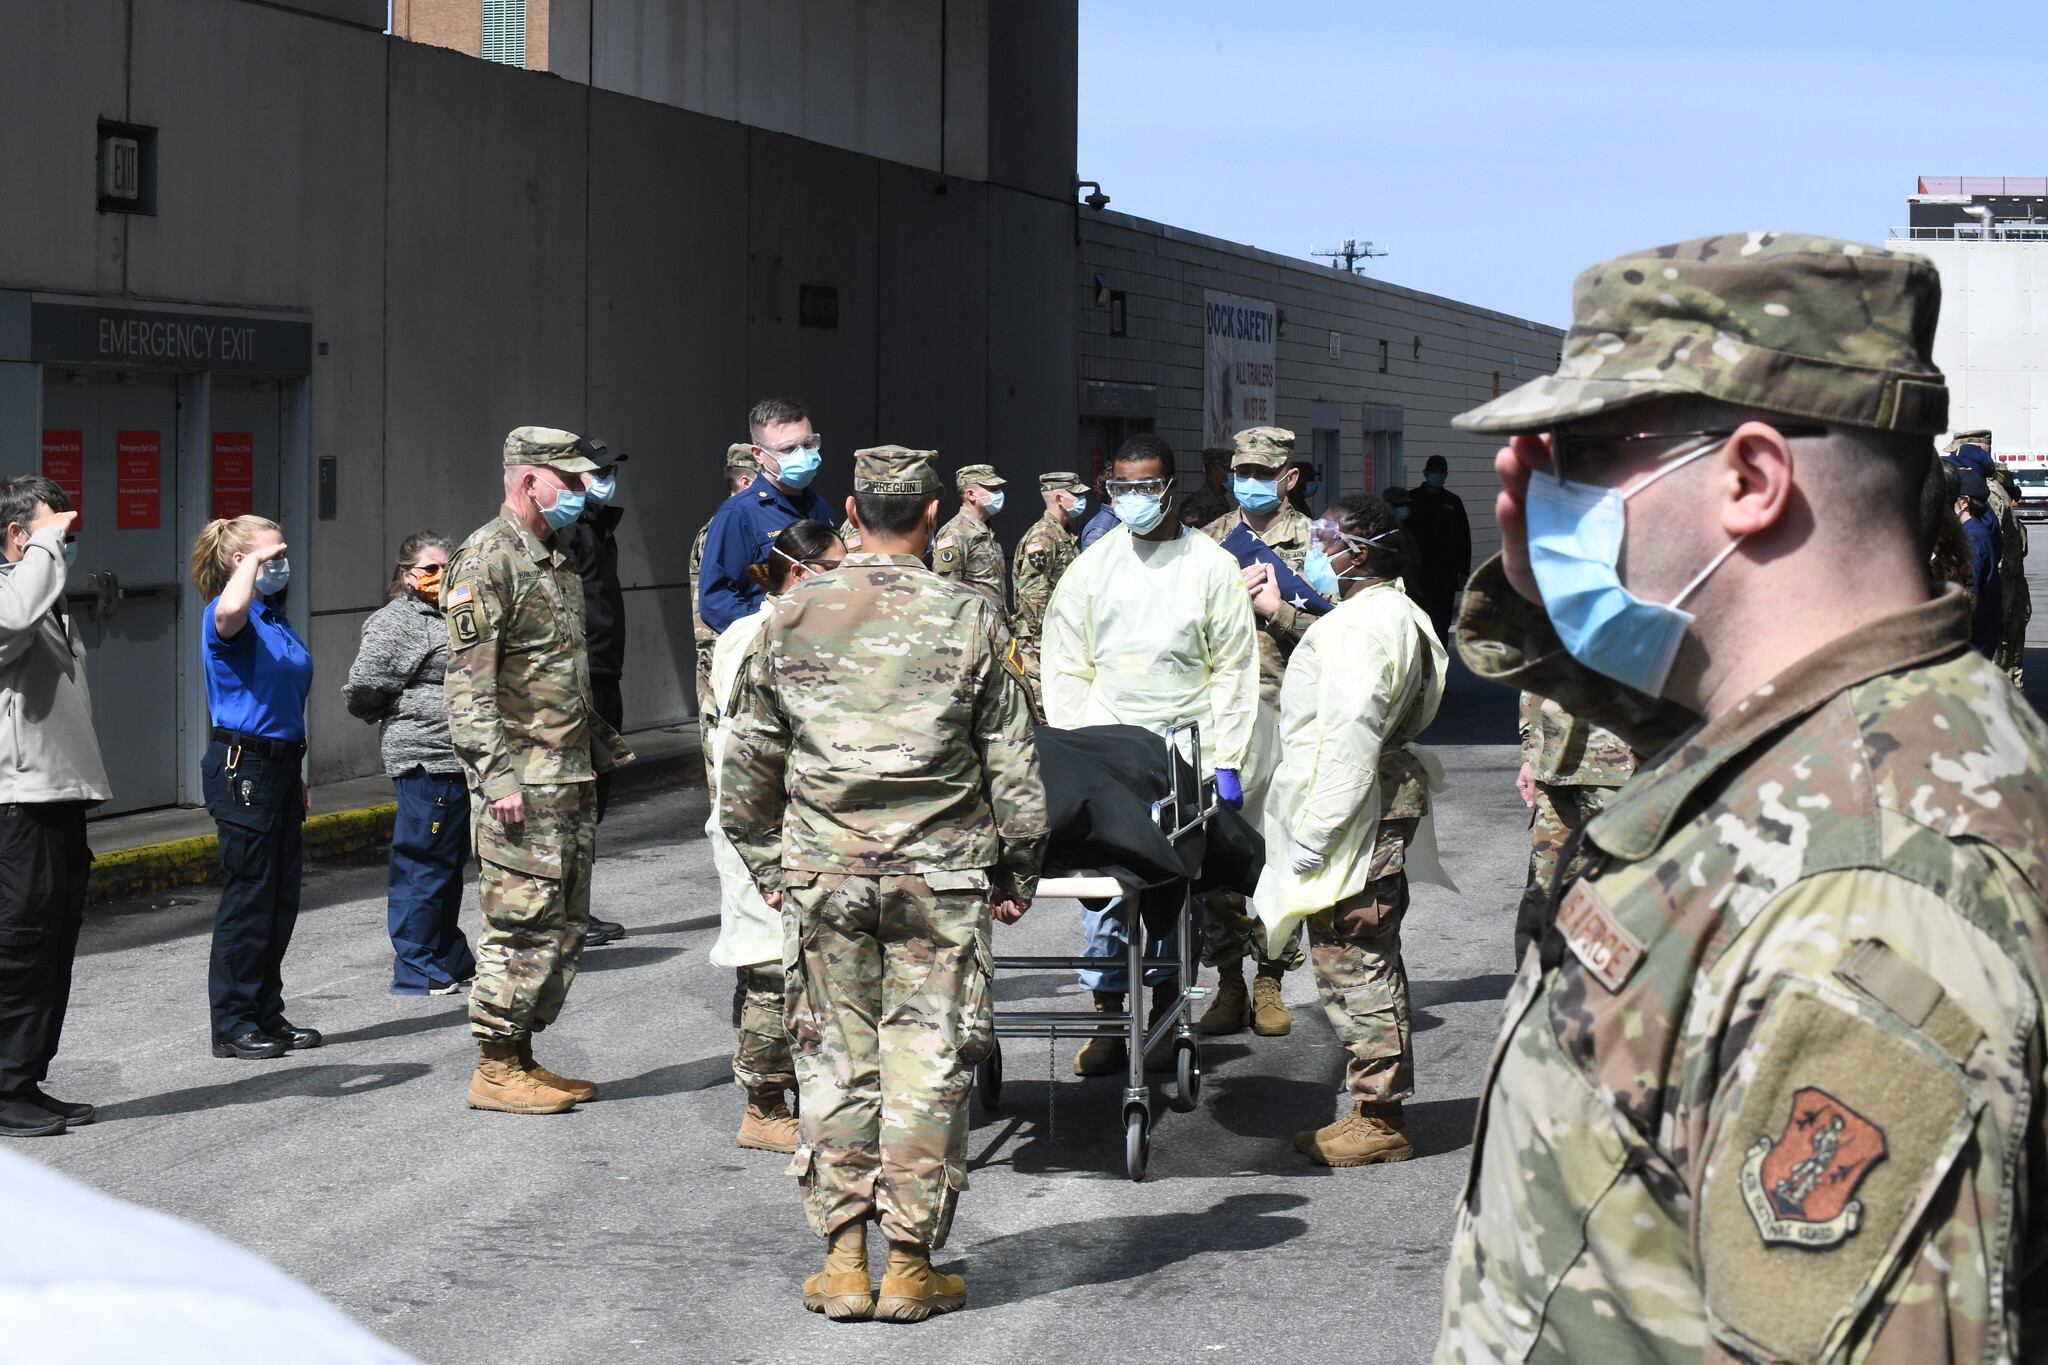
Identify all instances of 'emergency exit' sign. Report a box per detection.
[115,431,161,530]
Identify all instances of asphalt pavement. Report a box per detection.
[25,673,1529,1365]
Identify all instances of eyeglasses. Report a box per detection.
[758,434,824,456]
[1104,477,1172,498]
[1551,425,1827,477]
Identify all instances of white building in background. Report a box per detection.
[1893,177,2048,465]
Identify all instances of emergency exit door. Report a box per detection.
[40,372,182,814]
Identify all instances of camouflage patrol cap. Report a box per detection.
[1456,232,1949,436]
[955,463,1007,491]
[853,445,940,496]
[725,442,758,473]
[1231,426,1296,469]
[1038,470,1089,493]
[503,426,602,473]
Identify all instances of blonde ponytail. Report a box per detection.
[189,515,281,600]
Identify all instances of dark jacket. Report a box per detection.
[1962,511,2003,659]
[554,504,626,679]
[1405,482,1472,599]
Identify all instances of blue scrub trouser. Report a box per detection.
[1076,900,1182,994]
[387,768,476,994]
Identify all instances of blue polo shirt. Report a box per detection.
[698,473,835,632]
[1078,504,1119,552]
[203,596,313,741]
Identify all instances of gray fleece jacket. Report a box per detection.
[341,594,460,777]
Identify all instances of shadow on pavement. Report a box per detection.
[1412,973,1516,1011]
[1418,655,1518,747]
[2025,646,2047,720]
[1405,1094,1483,1158]
[617,914,721,938]
[958,1192,1310,1308]
[577,944,684,972]
[98,1061,431,1122]
[320,1005,468,1047]
[603,1054,734,1102]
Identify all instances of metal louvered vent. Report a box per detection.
[481,0,527,66]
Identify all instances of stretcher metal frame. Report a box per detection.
[978,722,1220,1181]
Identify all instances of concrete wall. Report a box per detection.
[1078,213,1566,561]
[1892,238,2048,456]
[0,0,1080,791]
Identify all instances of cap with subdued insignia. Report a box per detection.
[1232,426,1295,469]
[1456,231,1949,436]
[503,426,602,473]
[725,442,758,473]
[956,463,1007,491]
[853,445,940,495]
[1038,471,1089,493]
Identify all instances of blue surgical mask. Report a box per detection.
[585,473,617,507]
[1112,492,1167,534]
[1394,505,1411,522]
[983,490,1006,515]
[1065,497,1087,525]
[1301,548,1340,597]
[256,557,291,595]
[62,540,77,571]
[1525,439,1744,697]
[1426,470,1447,489]
[1232,475,1281,515]
[540,485,586,531]
[775,446,822,491]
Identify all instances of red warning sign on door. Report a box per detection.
[212,432,254,519]
[40,430,84,524]
[115,431,162,530]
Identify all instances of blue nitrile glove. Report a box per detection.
[1216,768,1244,809]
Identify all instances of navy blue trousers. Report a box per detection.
[387,767,476,994]
[204,741,303,1042]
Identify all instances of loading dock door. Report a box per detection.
[40,372,182,814]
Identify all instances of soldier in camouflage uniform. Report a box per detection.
[721,446,1046,1324]
[931,463,1009,609]
[690,443,764,782]
[445,427,633,1115]
[1177,446,1237,529]
[1949,434,2038,689]
[1197,425,1313,1036]
[1513,691,1636,962]
[1010,471,1089,706]
[1436,234,2048,1363]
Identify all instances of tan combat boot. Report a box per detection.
[738,1087,799,1153]
[517,1036,597,1103]
[1295,1101,1413,1166]
[1251,971,1293,1037]
[1072,992,1128,1076]
[876,1242,966,1323]
[467,1039,578,1114]
[803,1220,874,1322]
[1199,961,1249,1036]
[1143,983,1182,1072]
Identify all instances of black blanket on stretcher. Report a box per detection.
[1033,725,1265,937]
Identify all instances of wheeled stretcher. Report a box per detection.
[977,722,1221,1181]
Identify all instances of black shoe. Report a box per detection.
[261,1019,322,1050]
[213,1029,288,1060]
[0,1097,67,1136]
[25,1088,93,1125]
[584,918,626,947]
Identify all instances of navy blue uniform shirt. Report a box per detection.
[204,595,313,741]
[697,473,834,632]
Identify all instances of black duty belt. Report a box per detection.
[211,728,307,760]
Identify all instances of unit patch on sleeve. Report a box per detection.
[447,579,483,646]
[1738,1086,1887,1248]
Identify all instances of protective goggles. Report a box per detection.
[1103,477,1173,498]
[758,433,825,456]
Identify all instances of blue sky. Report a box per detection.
[1078,1,2048,326]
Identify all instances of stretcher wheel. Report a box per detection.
[977,1039,1003,1112]
[1124,1107,1150,1182]
[1171,1039,1201,1112]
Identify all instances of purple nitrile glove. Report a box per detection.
[1215,768,1243,809]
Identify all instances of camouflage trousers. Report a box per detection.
[1514,782,1616,963]
[732,963,796,1093]
[694,633,718,787]
[1307,872,1412,1105]
[783,869,994,1249]
[468,782,598,1041]
[1201,890,1305,973]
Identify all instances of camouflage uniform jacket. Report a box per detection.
[837,517,863,553]
[932,508,1007,609]
[689,518,715,656]
[1439,556,2048,1364]
[1517,690,1636,789]
[1179,484,1236,530]
[1201,504,1313,706]
[1011,510,1078,652]
[443,507,633,802]
[719,552,1048,901]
